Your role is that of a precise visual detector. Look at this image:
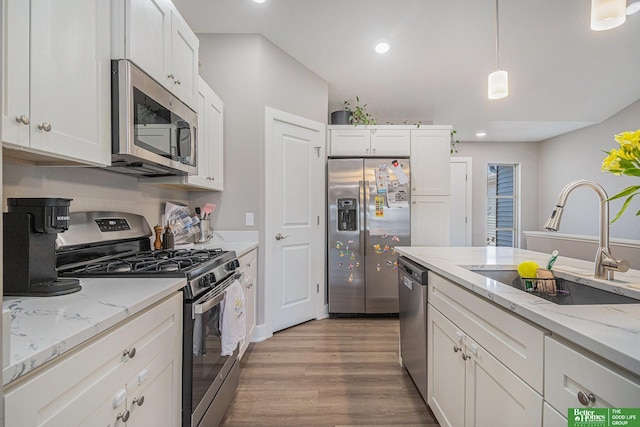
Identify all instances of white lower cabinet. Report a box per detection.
[238,248,258,359]
[3,293,183,427]
[428,305,543,427]
[427,272,545,427]
[544,336,640,415]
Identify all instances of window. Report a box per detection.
[487,164,518,247]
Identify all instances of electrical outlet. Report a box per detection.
[245,212,254,226]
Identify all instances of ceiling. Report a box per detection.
[172,0,640,142]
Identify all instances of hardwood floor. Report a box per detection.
[221,317,439,427]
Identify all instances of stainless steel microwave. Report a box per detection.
[110,59,197,176]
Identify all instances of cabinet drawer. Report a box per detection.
[4,293,182,426]
[544,336,640,414]
[429,272,545,393]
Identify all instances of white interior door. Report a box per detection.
[266,108,325,333]
[450,158,472,246]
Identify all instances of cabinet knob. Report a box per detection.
[132,395,145,407]
[453,345,461,353]
[38,122,52,132]
[175,80,182,85]
[372,148,376,153]
[412,187,416,191]
[461,353,471,361]
[412,201,416,205]
[15,115,30,125]
[167,73,175,79]
[123,347,136,359]
[577,391,596,405]
[365,148,370,153]
[117,410,131,422]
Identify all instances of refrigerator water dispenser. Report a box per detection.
[337,198,357,231]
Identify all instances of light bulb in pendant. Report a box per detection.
[488,70,508,100]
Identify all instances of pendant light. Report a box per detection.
[591,0,626,31]
[488,0,508,100]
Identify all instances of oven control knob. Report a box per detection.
[226,260,239,271]
[200,275,211,288]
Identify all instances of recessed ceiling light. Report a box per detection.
[374,42,390,54]
[476,132,487,137]
[253,0,266,3]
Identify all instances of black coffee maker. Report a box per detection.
[3,198,81,296]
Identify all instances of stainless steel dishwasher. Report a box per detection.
[398,256,429,403]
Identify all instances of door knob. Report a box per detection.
[275,233,289,240]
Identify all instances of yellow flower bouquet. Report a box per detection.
[601,129,640,222]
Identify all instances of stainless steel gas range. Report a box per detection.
[56,211,241,427]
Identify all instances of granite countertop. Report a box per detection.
[394,246,640,377]
[2,277,185,386]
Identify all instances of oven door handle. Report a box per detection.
[193,292,225,315]
[192,272,243,316]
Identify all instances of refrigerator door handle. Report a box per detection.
[363,180,370,257]
[359,180,365,257]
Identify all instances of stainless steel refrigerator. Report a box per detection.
[328,158,411,314]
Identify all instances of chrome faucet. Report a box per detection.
[544,179,630,280]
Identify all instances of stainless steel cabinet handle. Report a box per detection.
[132,396,145,407]
[117,411,130,422]
[453,345,461,353]
[38,122,52,132]
[462,353,471,361]
[577,391,596,405]
[15,115,30,125]
[275,233,289,240]
[123,347,136,359]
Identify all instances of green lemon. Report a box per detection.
[517,261,539,278]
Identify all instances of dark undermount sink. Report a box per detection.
[468,269,639,305]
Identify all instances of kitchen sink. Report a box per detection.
[467,268,639,305]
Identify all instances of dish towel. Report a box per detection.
[220,279,246,356]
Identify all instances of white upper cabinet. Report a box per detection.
[410,128,451,196]
[328,126,410,157]
[2,0,111,166]
[140,77,224,191]
[112,0,199,109]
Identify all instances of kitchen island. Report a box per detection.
[395,246,640,426]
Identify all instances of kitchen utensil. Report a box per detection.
[195,207,201,218]
[194,219,213,243]
[202,203,216,219]
[547,250,559,270]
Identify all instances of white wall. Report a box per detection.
[538,99,640,240]
[192,34,329,328]
[2,162,188,226]
[452,141,539,247]
[190,34,328,231]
